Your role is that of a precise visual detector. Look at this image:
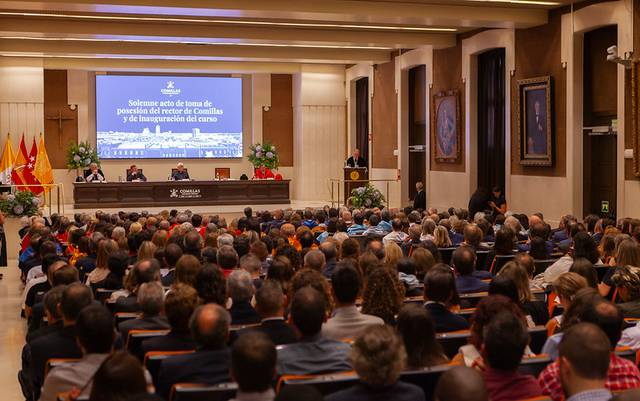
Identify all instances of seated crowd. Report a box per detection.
[15,206,640,401]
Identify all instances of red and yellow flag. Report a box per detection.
[11,134,28,188]
[34,134,53,192]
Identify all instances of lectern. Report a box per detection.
[344,167,368,204]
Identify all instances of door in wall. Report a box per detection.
[583,133,617,219]
[408,65,427,202]
[477,48,506,193]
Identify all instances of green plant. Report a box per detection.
[247,143,279,170]
[0,190,41,217]
[349,184,385,208]
[66,141,99,171]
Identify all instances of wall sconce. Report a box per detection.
[263,106,270,112]
[561,61,567,69]
[510,70,515,77]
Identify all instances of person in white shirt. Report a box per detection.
[382,218,408,245]
[84,163,106,183]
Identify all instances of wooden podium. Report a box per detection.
[344,167,368,204]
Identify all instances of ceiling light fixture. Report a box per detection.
[464,0,561,5]
[0,36,393,50]
[0,11,457,32]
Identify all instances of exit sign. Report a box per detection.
[601,201,610,214]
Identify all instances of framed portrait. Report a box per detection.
[631,61,640,176]
[516,76,553,166]
[432,90,461,163]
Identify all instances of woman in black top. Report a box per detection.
[489,186,507,215]
[468,187,490,218]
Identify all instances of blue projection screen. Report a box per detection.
[96,75,243,159]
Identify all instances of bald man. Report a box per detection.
[157,304,231,399]
[435,366,489,401]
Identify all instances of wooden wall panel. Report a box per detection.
[431,41,465,172]
[626,0,640,180]
[511,11,566,177]
[263,74,293,167]
[43,70,78,169]
[372,60,398,169]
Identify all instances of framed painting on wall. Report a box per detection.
[516,76,553,166]
[432,90,461,163]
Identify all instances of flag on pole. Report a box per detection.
[34,134,53,192]
[0,134,15,185]
[11,134,28,188]
[24,137,43,195]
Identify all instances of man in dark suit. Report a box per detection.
[170,162,190,180]
[28,283,93,400]
[118,282,169,340]
[84,163,106,183]
[453,246,489,294]
[140,283,198,360]
[126,164,147,182]
[413,181,426,211]
[424,265,469,333]
[156,304,231,399]
[231,332,277,401]
[346,148,366,168]
[527,98,547,155]
[238,280,296,345]
[160,243,182,287]
[113,258,161,314]
[227,269,260,325]
[276,287,352,376]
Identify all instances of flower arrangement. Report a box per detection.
[0,190,41,217]
[349,184,385,208]
[66,141,99,171]
[247,143,279,170]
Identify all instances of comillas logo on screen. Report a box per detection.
[161,80,181,96]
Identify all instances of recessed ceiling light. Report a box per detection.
[0,11,457,33]
[0,36,393,50]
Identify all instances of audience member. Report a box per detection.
[157,304,231,399]
[452,246,490,294]
[434,366,488,401]
[424,264,468,332]
[230,332,276,401]
[240,280,295,345]
[326,325,426,401]
[118,282,169,339]
[397,304,448,368]
[89,351,149,401]
[40,305,116,401]
[323,264,384,340]
[228,269,260,325]
[276,286,351,375]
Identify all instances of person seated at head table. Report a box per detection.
[84,163,106,183]
[253,165,274,180]
[171,162,190,181]
[126,164,147,182]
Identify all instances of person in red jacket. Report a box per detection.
[253,165,274,179]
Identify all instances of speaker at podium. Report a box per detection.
[344,167,368,204]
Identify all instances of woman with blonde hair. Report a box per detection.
[411,247,436,278]
[498,261,548,326]
[547,272,588,334]
[433,225,452,248]
[137,240,157,261]
[384,241,403,268]
[86,239,119,286]
[420,218,436,242]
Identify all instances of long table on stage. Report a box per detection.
[73,180,291,209]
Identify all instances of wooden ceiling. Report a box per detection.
[0,0,581,69]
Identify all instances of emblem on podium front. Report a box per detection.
[350,170,360,180]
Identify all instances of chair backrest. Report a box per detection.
[615,346,636,364]
[518,355,552,377]
[436,330,470,358]
[534,259,558,276]
[214,168,230,179]
[171,168,189,175]
[145,350,195,389]
[278,372,358,395]
[171,382,237,401]
[438,247,457,266]
[45,358,80,377]
[490,254,516,274]
[126,329,170,357]
[459,292,488,308]
[95,288,115,303]
[399,365,452,401]
[476,250,490,271]
[115,312,140,328]
[528,326,548,355]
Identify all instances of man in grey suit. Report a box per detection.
[322,263,384,340]
[276,287,351,376]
